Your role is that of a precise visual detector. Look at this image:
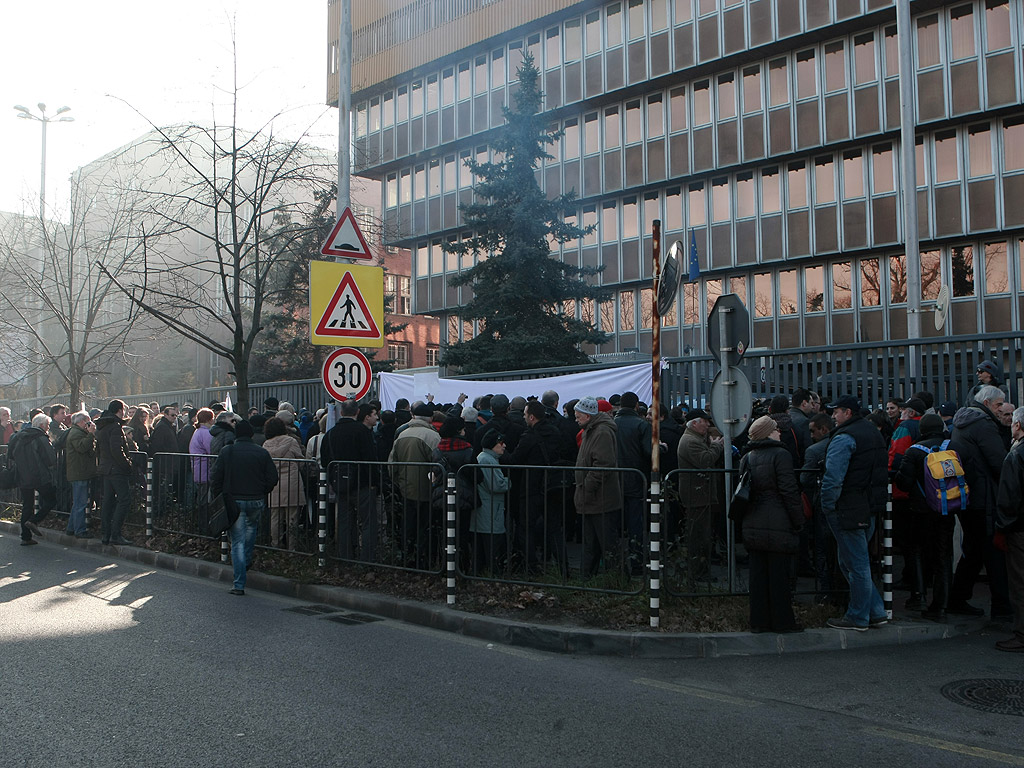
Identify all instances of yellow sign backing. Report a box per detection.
[309,260,385,347]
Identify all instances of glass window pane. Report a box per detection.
[689,184,706,226]
[620,289,635,331]
[985,0,1012,51]
[833,262,852,309]
[643,193,661,234]
[916,249,941,300]
[427,74,439,111]
[788,163,807,208]
[564,119,580,160]
[369,97,381,131]
[682,283,699,325]
[861,259,881,306]
[718,74,736,120]
[824,41,846,92]
[600,298,616,333]
[769,58,789,107]
[779,270,798,315]
[674,0,692,23]
[950,5,976,60]
[951,245,975,296]
[584,113,600,154]
[737,173,755,218]
[546,27,561,67]
[666,188,683,231]
[386,174,398,208]
[815,157,835,205]
[647,94,665,138]
[670,87,687,131]
[843,152,864,199]
[458,62,471,99]
[607,3,623,47]
[604,107,620,149]
[805,265,824,312]
[623,198,639,238]
[583,206,598,245]
[934,131,959,183]
[585,12,602,54]
[693,81,712,125]
[417,246,429,278]
[885,26,900,77]
[796,50,817,99]
[890,255,907,303]
[628,0,645,40]
[872,144,895,193]
[428,159,440,196]
[651,0,669,33]
[712,178,730,222]
[641,288,654,328]
[411,80,423,116]
[730,275,747,304]
[706,279,722,318]
[1003,119,1024,171]
[968,125,992,177]
[625,101,642,143]
[854,33,877,85]
[491,50,505,88]
[565,19,582,62]
[761,168,781,213]
[754,272,773,318]
[917,14,941,67]
[602,202,618,242]
[400,168,412,203]
[442,68,455,105]
[743,66,762,113]
[382,91,395,128]
[985,241,1008,294]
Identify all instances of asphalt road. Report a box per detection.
[2,532,1023,768]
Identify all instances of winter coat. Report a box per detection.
[210,437,279,501]
[574,412,621,515]
[738,440,805,553]
[209,422,236,456]
[7,427,56,488]
[788,406,812,452]
[263,434,306,509]
[65,424,97,482]
[148,416,179,456]
[507,417,565,502]
[388,419,440,502]
[996,440,1024,533]
[950,403,1006,518]
[95,413,132,476]
[322,418,378,490]
[888,416,921,501]
[799,435,830,513]
[189,424,214,483]
[177,423,196,453]
[614,407,652,496]
[471,448,508,534]
[658,418,684,475]
[474,413,526,455]
[677,426,724,508]
[769,410,804,466]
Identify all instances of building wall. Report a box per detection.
[335,0,1024,359]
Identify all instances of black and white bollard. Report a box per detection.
[319,469,329,569]
[446,472,456,606]
[883,482,893,619]
[146,458,154,539]
[649,477,661,629]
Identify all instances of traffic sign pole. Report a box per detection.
[718,305,738,592]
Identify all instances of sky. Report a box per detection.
[0,0,339,218]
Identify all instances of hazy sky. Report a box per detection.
[0,0,339,218]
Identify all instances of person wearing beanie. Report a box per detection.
[574,395,622,577]
[210,418,279,595]
[94,399,133,545]
[677,406,725,582]
[894,412,958,621]
[432,414,476,565]
[735,414,805,633]
[966,360,1009,405]
[889,397,927,605]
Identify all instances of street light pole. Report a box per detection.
[13,103,74,398]
[13,103,74,222]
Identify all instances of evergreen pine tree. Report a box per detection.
[442,53,608,374]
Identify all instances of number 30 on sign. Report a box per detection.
[322,348,372,402]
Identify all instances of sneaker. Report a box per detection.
[827,616,868,632]
[24,521,42,536]
[995,637,1024,652]
[108,536,132,546]
[947,602,984,616]
[228,588,245,596]
[869,615,889,628]
[20,539,38,546]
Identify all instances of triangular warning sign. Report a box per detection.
[320,206,373,260]
[314,272,381,339]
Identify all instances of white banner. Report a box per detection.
[377,363,652,411]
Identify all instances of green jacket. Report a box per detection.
[574,412,622,515]
[676,426,724,508]
[65,424,97,482]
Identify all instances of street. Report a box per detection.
[2,532,1022,768]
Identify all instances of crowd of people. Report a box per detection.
[1,363,1021,651]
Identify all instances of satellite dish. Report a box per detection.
[934,285,950,331]
[658,240,684,316]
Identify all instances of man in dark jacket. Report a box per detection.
[95,400,134,546]
[949,385,1011,619]
[677,408,724,582]
[994,405,1024,651]
[149,403,181,514]
[209,411,238,456]
[820,395,889,631]
[965,360,1010,406]
[801,412,836,601]
[65,411,97,538]
[614,391,651,571]
[322,398,379,561]
[8,413,58,545]
[211,420,278,595]
[574,396,622,577]
[894,413,956,620]
[474,394,525,455]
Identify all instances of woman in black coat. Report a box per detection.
[738,415,806,633]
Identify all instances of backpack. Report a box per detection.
[0,448,18,489]
[910,440,969,515]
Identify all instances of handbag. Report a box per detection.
[728,467,751,522]
[0,455,18,490]
[206,492,240,536]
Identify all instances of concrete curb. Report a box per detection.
[3,520,986,658]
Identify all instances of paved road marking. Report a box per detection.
[865,727,1024,766]
[383,621,548,661]
[633,677,760,707]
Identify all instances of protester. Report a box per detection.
[471,430,509,573]
[263,416,306,549]
[64,411,97,538]
[677,408,724,582]
[7,413,58,546]
[95,400,134,546]
[994,406,1024,651]
[574,396,622,577]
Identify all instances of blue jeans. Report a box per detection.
[68,480,91,535]
[825,512,885,627]
[230,499,264,590]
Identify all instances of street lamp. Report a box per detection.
[13,103,74,222]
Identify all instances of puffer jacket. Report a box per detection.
[677,426,724,507]
[95,413,132,476]
[574,412,621,515]
[7,427,56,488]
[388,419,440,502]
[738,439,805,553]
[950,403,1006,520]
[263,434,306,508]
[614,407,652,495]
[65,424,97,482]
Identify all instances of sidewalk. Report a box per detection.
[1,519,993,659]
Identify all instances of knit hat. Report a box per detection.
[597,399,613,412]
[575,396,599,416]
[482,430,504,450]
[748,415,778,441]
[235,420,255,439]
[918,413,946,438]
[439,415,466,438]
[490,394,510,413]
[264,397,279,410]
[412,403,434,417]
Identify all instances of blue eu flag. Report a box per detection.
[687,230,700,283]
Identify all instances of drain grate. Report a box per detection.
[940,679,1024,717]
[284,604,339,616]
[325,613,384,625]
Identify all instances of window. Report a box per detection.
[602,201,618,243]
[411,80,423,117]
[428,159,440,196]
[620,289,635,331]
[736,173,755,218]
[688,183,706,226]
[413,164,425,200]
[643,193,660,235]
[769,58,789,107]
[985,241,1009,294]
[626,101,642,143]
[921,249,942,300]
[842,151,864,199]
[854,33,877,85]
[585,11,602,54]
[628,0,645,40]
[369,97,381,132]
[796,50,817,99]
[441,68,455,105]
[934,130,959,183]
[833,262,852,309]
[872,144,895,193]
[665,187,683,230]
[623,197,639,239]
[968,124,992,177]
[386,174,398,208]
[717,74,736,120]
[917,14,941,67]
[889,255,907,303]
[860,259,881,306]
[730,275,747,305]
[824,41,846,93]
[382,91,395,128]
[950,4,976,60]
[951,245,975,296]
[600,298,616,333]
[443,156,456,192]
[884,26,900,77]
[386,274,412,315]
[761,168,781,213]
[742,66,762,113]
[788,163,807,208]
[693,81,712,126]
[647,94,665,138]
[805,266,824,312]
[674,0,693,23]
[426,74,439,111]
[779,270,797,315]
[683,284,699,325]
[985,0,1012,52]
[565,19,582,62]
[425,347,440,367]
[754,272,773,318]
[388,343,410,369]
[545,27,561,68]
[457,62,471,100]
[400,168,412,204]
[584,112,600,154]
[814,156,835,205]
[1003,118,1024,171]
[651,0,669,32]
[641,288,654,328]
[712,178,730,222]
[607,2,624,47]
[670,87,687,131]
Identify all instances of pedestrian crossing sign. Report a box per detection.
[309,260,384,347]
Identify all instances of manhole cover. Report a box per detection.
[284,604,339,616]
[941,679,1024,717]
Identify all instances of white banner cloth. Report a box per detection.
[377,363,652,411]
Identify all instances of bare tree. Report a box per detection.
[0,175,153,406]
[97,65,334,413]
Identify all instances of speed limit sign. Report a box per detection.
[322,348,372,402]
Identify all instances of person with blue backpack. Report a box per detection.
[894,413,961,621]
